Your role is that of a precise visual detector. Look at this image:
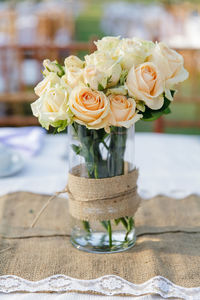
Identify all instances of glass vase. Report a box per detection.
[68,123,137,253]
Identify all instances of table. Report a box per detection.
[0,132,200,199]
[0,131,199,300]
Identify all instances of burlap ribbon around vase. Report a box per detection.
[67,165,141,221]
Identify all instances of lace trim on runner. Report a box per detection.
[0,275,199,299]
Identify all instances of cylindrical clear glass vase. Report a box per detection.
[68,123,136,253]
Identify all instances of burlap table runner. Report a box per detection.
[0,192,199,288]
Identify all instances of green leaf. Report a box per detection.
[46,66,51,72]
[80,144,90,158]
[55,62,65,77]
[127,217,134,231]
[53,127,58,134]
[136,100,146,112]
[98,83,104,91]
[163,107,171,115]
[82,221,91,233]
[51,120,68,132]
[119,217,128,230]
[119,70,128,85]
[170,90,176,98]
[71,144,81,155]
[101,221,109,230]
[114,219,121,225]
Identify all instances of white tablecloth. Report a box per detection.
[0,133,200,199]
[0,132,199,300]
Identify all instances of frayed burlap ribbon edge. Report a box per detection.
[31,165,141,226]
[67,165,141,221]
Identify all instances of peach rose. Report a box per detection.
[69,86,110,129]
[126,62,164,110]
[149,42,188,89]
[108,95,141,128]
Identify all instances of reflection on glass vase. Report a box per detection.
[68,123,138,253]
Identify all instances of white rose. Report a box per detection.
[31,84,71,128]
[83,65,105,90]
[94,36,121,54]
[34,73,60,97]
[107,62,121,87]
[85,52,121,87]
[62,67,83,88]
[149,42,189,89]
[43,59,64,77]
[126,62,164,110]
[114,38,155,70]
[64,55,84,69]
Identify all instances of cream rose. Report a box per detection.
[31,85,71,129]
[94,36,121,54]
[85,52,121,87]
[107,62,122,87]
[62,67,83,88]
[83,65,106,90]
[64,55,84,69]
[149,42,189,89]
[108,94,141,128]
[114,38,155,70]
[126,62,164,110]
[43,59,63,77]
[34,73,60,97]
[69,86,110,129]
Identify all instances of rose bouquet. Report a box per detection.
[32,37,188,253]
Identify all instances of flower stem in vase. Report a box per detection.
[83,220,91,233]
[124,217,135,242]
[107,220,112,248]
[107,127,133,241]
[101,220,112,248]
[107,126,127,177]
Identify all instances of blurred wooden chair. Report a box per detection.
[164,2,200,20]
[0,9,17,44]
[0,40,96,127]
[154,48,200,133]
[37,10,75,44]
